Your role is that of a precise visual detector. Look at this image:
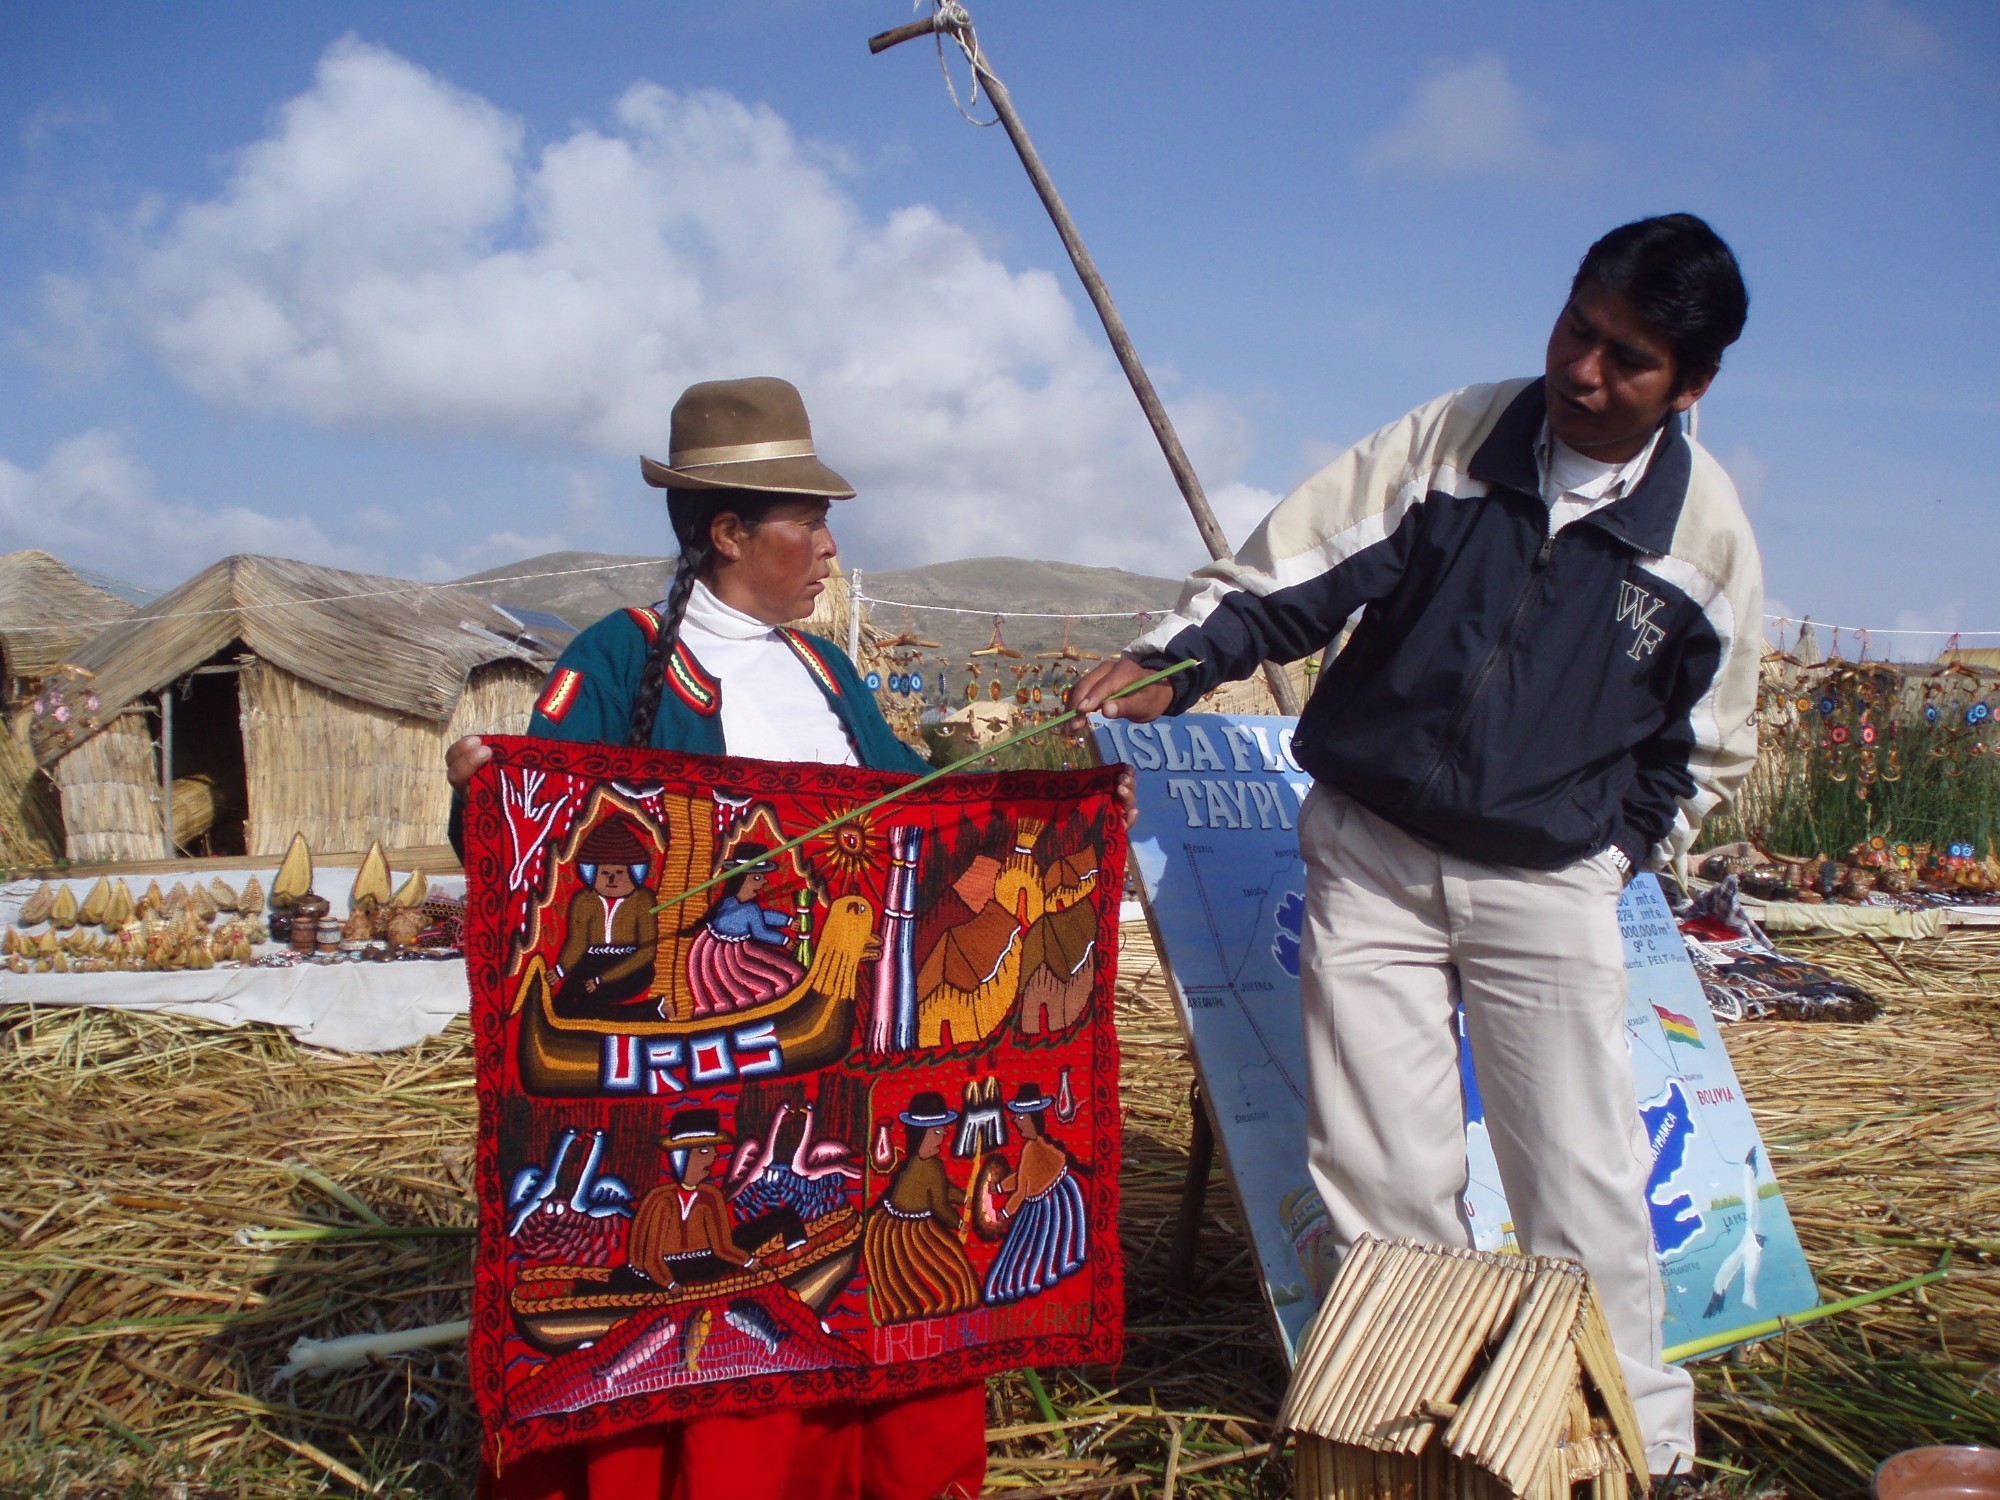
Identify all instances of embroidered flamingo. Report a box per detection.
[789,1103,861,1183]
[507,1128,578,1236]
[725,1102,793,1203]
[567,1130,634,1218]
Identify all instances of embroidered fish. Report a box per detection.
[681,1306,713,1372]
[723,1300,785,1356]
[602,1315,680,1391]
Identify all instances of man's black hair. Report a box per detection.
[1571,214,1748,391]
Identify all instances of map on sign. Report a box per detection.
[1093,712,1818,1361]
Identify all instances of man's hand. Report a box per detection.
[1069,657,1174,724]
[446,735,493,791]
[1114,766,1138,830]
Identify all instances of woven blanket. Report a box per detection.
[464,737,1126,1467]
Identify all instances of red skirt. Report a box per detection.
[479,1383,986,1500]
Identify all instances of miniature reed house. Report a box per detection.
[1279,1237,1648,1500]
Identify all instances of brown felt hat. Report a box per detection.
[577,814,650,865]
[640,377,855,498]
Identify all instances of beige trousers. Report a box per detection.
[1296,786,1695,1472]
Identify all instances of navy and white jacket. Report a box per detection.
[1132,378,1763,872]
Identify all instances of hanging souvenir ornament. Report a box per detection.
[865,671,882,692]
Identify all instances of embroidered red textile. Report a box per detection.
[464,737,1126,1470]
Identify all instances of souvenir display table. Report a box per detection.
[0,861,469,1052]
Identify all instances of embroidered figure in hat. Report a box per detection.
[863,1090,981,1323]
[685,842,807,1017]
[983,1082,1090,1305]
[550,813,661,1018]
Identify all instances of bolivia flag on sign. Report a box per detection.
[1653,1004,1704,1047]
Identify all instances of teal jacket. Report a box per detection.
[448,605,927,857]
[525,604,929,773]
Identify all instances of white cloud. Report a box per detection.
[0,430,349,586]
[1209,480,1284,551]
[1719,443,1770,513]
[86,37,1246,575]
[1816,0,1947,71]
[1355,55,1589,183]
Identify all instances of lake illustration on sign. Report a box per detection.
[1094,712,1818,1360]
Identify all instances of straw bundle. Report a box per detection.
[443,660,542,746]
[51,709,162,863]
[799,558,852,652]
[0,710,63,868]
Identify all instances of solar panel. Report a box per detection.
[493,605,580,640]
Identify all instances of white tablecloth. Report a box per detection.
[0,867,470,1052]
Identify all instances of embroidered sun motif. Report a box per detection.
[815,815,879,887]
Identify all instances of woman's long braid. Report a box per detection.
[626,501,711,747]
[625,486,778,747]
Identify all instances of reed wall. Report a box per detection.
[54,710,162,863]
[239,659,543,856]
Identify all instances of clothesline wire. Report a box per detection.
[853,592,1164,621]
[1764,615,2000,640]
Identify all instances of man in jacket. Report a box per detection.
[1073,214,1760,1476]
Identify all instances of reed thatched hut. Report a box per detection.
[35,555,555,863]
[0,550,135,707]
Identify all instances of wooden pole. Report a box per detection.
[871,8,1303,716]
[1167,1080,1216,1290]
[158,689,175,859]
[848,567,864,663]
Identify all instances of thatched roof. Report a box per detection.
[54,554,553,750]
[0,550,135,687]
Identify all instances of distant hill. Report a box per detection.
[857,557,1181,666]
[456,551,674,631]
[457,552,1185,669]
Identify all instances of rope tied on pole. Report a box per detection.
[923,0,996,126]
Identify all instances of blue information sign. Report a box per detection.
[1094,711,1816,1361]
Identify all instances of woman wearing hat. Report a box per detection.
[448,376,928,797]
[983,1083,1089,1306]
[684,843,806,1017]
[863,1091,982,1324]
[462,380,981,1500]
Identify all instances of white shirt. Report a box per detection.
[1536,422,1662,538]
[678,582,858,766]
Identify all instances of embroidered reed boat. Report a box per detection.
[514,894,881,1095]
[510,1206,865,1353]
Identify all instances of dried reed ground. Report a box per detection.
[1,926,1994,1499]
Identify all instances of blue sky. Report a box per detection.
[2,1,1995,651]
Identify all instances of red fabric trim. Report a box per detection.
[535,669,583,725]
[625,607,663,645]
[665,642,721,716]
